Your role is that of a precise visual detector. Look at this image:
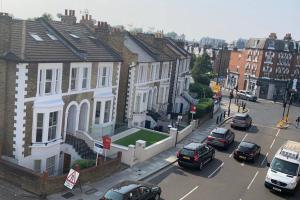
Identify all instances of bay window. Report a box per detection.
[37,63,62,96]
[36,113,43,142]
[48,112,57,141]
[93,98,113,125]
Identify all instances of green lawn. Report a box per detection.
[114,130,168,147]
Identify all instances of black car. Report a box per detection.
[207,128,235,149]
[101,180,161,200]
[177,143,215,170]
[234,141,261,162]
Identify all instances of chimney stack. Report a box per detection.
[80,13,94,28]
[268,32,277,39]
[95,21,111,41]
[284,33,292,41]
[0,12,12,54]
[61,9,77,25]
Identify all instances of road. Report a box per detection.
[145,99,300,200]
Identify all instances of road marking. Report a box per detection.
[229,153,233,158]
[208,162,224,178]
[178,186,199,200]
[260,152,269,166]
[247,171,259,190]
[276,129,280,137]
[241,162,245,167]
[270,138,276,149]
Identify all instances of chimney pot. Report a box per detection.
[89,15,92,20]
[97,21,100,27]
[82,15,84,20]
[85,14,88,20]
[65,9,68,16]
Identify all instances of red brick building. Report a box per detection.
[226,33,300,102]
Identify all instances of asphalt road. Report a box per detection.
[145,99,300,200]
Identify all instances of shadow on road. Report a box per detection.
[233,152,268,169]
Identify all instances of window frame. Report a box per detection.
[93,96,114,125]
[69,63,92,92]
[97,63,113,88]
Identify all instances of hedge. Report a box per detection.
[194,98,214,119]
[72,159,95,169]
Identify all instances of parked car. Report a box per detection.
[237,90,257,102]
[101,180,161,200]
[231,113,252,129]
[233,141,261,162]
[177,143,215,170]
[207,127,235,149]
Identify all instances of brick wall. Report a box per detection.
[24,102,33,157]
[25,63,38,98]
[0,60,7,155]
[0,13,12,55]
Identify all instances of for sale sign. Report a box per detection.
[94,142,104,154]
[102,135,111,150]
[64,169,79,190]
[190,105,196,114]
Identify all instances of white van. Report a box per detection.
[265,140,300,193]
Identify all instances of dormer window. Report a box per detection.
[30,33,44,41]
[268,41,275,49]
[284,43,289,52]
[47,33,57,40]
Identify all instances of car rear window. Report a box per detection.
[211,132,225,138]
[104,191,124,200]
[180,148,195,157]
[238,146,252,152]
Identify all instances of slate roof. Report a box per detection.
[246,38,300,52]
[165,37,191,57]
[1,18,122,63]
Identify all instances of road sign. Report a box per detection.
[64,169,79,190]
[94,142,104,154]
[190,105,196,114]
[102,136,111,150]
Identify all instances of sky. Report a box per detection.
[1,0,300,42]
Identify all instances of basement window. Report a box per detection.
[30,33,44,41]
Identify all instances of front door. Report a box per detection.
[180,103,183,113]
[63,153,71,174]
[145,120,151,129]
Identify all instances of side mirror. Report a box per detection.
[267,162,270,167]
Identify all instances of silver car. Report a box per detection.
[237,90,257,102]
[231,113,252,129]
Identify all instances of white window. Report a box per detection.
[34,160,41,173]
[93,98,113,125]
[46,156,56,176]
[97,65,112,87]
[82,67,88,89]
[143,93,147,103]
[70,64,91,91]
[71,67,78,90]
[36,113,43,142]
[47,33,57,41]
[30,33,43,41]
[48,111,58,141]
[137,65,148,83]
[156,65,160,80]
[162,63,169,79]
[135,95,141,113]
[37,64,62,96]
[95,101,101,125]
[159,87,164,103]
[104,100,112,123]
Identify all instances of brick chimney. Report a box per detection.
[154,30,164,38]
[80,13,94,28]
[61,9,77,25]
[95,21,111,41]
[268,33,277,39]
[284,33,292,41]
[0,12,12,55]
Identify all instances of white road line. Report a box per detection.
[260,152,269,166]
[247,171,259,190]
[270,138,276,149]
[241,134,248,142]
[276,129,280,137]
[208,162,224,178]
[178,186,199,200]
[229,153,233,158]
[241,162,245,167]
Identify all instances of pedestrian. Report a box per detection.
[296,117,300,128]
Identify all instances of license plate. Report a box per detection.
[183,156,190,160]
[239,156,246,160]
[273,187,281,192]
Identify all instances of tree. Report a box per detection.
[165,32,178,39]
[191,52,213,85]
[29,13,53,21]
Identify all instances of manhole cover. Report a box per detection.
[85,188,98,195]
[62,192,74,199]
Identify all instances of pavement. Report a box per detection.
[47,102,240,200]
[143,97,300,200]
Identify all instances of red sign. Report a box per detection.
[102,135,111,150]
[190,105,196,114]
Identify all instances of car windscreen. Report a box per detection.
[180,148,195,157]
[211,132,225,138]
[271,158,299,176]
[234,116,246,120]
[104,191,124,200]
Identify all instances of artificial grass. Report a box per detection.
[114,130,168,147]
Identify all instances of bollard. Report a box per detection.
[216,116,219,124]
[238,106,240,113]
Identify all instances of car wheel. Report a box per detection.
[199,162,203,170]
[154,193,160,200]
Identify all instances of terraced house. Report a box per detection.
[0,10,122,175]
